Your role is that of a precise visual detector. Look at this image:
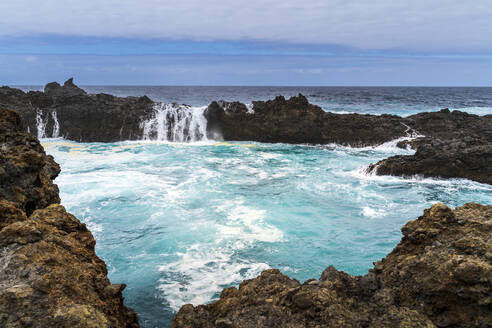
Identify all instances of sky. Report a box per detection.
[1,0,492,86]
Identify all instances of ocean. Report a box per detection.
[21,86,492,327]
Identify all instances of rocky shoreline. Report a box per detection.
[173,202,492,328]
[1,79,491,184]
[0,83,491,327]
[0,107,140,327]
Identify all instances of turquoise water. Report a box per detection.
[42,138,492,327]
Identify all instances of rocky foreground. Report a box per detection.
[1,79,491,184]
[0,107,139,327]
[173,202,492,328]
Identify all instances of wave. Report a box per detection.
[141,103,208,142]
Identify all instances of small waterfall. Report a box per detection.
[141,103,208,142]
[36,110,47,139]
[35,110,60,138]
[51,111,60,138]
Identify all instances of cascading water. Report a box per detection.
[141,103,209,142]
[35,110,47,139]
[36,110,61,138]
[51,111,60,138]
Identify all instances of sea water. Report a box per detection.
[33,86,492,327]
[42,137,492,327]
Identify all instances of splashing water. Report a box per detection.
[40,138,492,327]
[141,103,208,142]
[51,111,60,138]
[35,110,46,138]
[36,110,61,138]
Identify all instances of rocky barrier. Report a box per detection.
[172,202,492,328]
[1,79,491,184]
[0,107,139,327]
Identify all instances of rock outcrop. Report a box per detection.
[172,203,492,328]
[0,107,139,327]
[0,79,154,142]
[205,95,409,146]
[2,81,491,183]
[368,136,492,184]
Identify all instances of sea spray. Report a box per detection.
[35,110,46,138]
[141,103,208,142]
[36,110,61,138]
[51,111,60,138]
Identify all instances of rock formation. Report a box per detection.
[1,81,491,184]
[0,107,140,327]
[368,136,492,184]
[205,95,408,146]
[0,79,154,142]
[172,202,492,328]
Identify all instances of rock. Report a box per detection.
[0,107,140,327]
[368,136,492,184]
[0,107,60,215]
[1,81,490,183]
[1,79,155,142]
[204,94,408,146]
[172,203,492,328]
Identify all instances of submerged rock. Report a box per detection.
[172,203,492,328]
[0,108,140,327]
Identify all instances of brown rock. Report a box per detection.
[173,203,491,328]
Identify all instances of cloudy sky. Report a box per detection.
[1,0,491,85]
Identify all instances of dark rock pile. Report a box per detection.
[0,79,154,142]
[205,94,408,146]
[1,80,491,184]
[0,107,139,327]
[172,203,492,328]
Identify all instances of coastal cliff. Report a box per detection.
[0,107,139,327]
[172,203,492,328]
[0,79,154,142]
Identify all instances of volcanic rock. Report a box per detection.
[0,107,140,327]
[172,203,492,328]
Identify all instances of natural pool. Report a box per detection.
[43,138,492,327]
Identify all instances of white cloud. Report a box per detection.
[0,0,491,51]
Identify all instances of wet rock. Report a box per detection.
[173,203,491,328]
[204,94,408,146]
[0,79,155,142]
[368,136,492,184]
[0,108,140,327]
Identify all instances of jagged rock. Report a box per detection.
[205,94,409,146]
[1,82,491,183]
[0,79,155,142]
[172,203,492,328]
[0,107,140,327]
[368,136,492,184]
[0,107,60,215]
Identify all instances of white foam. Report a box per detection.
[158,198,282,310]
[51,111,60,138]
[35,110,46,139]
[361,206,387,218]
[141,103,208,142]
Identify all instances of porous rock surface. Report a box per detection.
[0,107,139,327]
[173,203,492,328]
[0,79,154,142]
[369,136,492,184]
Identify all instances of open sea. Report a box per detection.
[17,86,492,327]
